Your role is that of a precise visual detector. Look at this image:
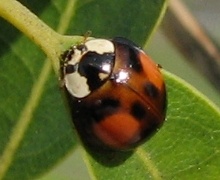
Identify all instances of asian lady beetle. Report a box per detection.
[61,37,166,150]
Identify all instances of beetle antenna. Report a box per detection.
[83,30,92,43]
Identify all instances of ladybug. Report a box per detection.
[60,37,166,151]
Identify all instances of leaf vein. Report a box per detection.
[136,148,163,180]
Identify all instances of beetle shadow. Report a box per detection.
[80,139,134,167]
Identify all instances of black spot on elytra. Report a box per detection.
[100,98,120,107]
[144,82,159,98]
[92,98,120,122]
[162,88,167,112]
[130,101,147,120]
[128,48,143,72]
[140,118,159,139]
[112,37,142,72]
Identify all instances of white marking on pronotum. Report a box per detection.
[85,39,114,54]
[65,72,90,98]
[64,39,114,98]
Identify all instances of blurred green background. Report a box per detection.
[38,0,220,179]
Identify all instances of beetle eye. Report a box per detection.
[78,52,115,91]
[65,64,78,74]
[76,44,87,53]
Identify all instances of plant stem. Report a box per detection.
[0,0,75,72]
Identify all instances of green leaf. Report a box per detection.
[66,0,166,45]
[83,71,220,179]
[0,0,166,179]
